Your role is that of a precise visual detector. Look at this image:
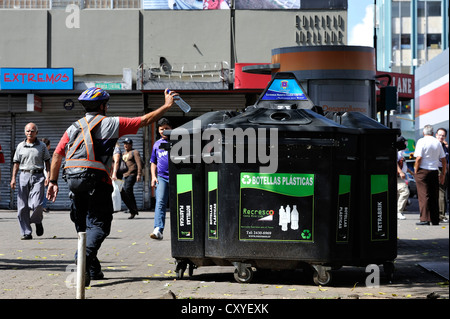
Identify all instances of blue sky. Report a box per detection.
[348,0,375,46]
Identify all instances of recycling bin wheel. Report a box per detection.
[312,265,332,286]
[175,260,187,279]
[313,271,332,286]
[233,267,254,283]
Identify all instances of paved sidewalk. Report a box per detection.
[0,198,448,300]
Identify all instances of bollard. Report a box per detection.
[76,232,86,299]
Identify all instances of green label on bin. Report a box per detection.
[208,171,218,239]
[239,172,314,242]
[370,174,389,241]
[177,174,194,240]
[336,175,351,243]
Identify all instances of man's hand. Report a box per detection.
[46,183,59,202]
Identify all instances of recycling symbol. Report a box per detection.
[241,175,251,185]
[301,229,311,240]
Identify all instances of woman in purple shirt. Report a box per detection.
[150,118,172,239]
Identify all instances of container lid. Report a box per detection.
[213,107,356,134]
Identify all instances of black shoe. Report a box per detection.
[21,234,32,240]
[90,271,104,280]
[35,223,44,236]
[416,221,430,225]
[128,212,139,219]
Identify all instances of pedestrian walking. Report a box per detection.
[414,125,447,225]
[46,87,176,285]
[436,128,449,222]
[11,123,51,240]
[396,136,412,220]
[121,138,142,219]
[150,117,172,240]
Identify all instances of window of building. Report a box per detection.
[392,1,400,18]
[427,1,442,16]
[418,1,425,17]
[427,33,442,48]
[400,1,411,17]
[401,34,411,49]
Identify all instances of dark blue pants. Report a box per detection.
[70,184,113,276]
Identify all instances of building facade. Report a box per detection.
[376,0,449,141]
[0,0,349,209]
[377,0,448,74]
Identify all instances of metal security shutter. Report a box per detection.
[0,95,27,209]
[0,113,13,209]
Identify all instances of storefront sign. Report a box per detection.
[0,68,74,90]
[376,71,414,99]
[63,99,75,110]
[95,83,122,90]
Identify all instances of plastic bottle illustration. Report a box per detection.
[285,205,291,224]
[279,206,284,226]
[168,89,191,113]
[291,205,299,230]
[279,205,289,231]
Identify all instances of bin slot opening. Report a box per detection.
[270,111,291,121]
[248,109,312,125]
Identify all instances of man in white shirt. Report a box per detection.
[414,125,447,225]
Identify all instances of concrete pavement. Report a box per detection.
[0,198,448,300]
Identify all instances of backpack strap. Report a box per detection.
[65,115,108,172]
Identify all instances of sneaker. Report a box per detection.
[397,213,406,220]
[35,223,44,236]
[21,234,33,240]
[150,227,163,240]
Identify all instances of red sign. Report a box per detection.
[234,63,271,90]
[376,71,414,99]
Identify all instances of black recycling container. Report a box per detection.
[166,111,236,278]
[338,112,400,278]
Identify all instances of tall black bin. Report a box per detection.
[339,112,400,278]
[167,111,235,278]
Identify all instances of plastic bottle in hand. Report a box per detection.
[168,89,191,113]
